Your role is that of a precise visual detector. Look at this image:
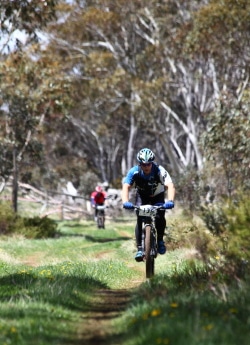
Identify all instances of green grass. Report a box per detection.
[116,272,250,345]
[0,215,249,345]
[0,218,140,345]
[0,260,128,344]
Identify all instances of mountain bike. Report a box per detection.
[133,204,165,279]
[96,205,106,229]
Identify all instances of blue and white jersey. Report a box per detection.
[123,163,173,197]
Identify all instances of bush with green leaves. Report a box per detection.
[200,193,250,277]
[0,202,17,235]
[174,167,202,211]
[0,201,58,239]
[21,216,58,239]
[202,94,250,198]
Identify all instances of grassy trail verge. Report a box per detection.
[0,215,249,345]
[0,218,144,345]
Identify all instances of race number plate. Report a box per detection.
[96,205,106,210]
[138,205,155,216]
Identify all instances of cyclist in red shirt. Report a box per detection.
[90,186,106,220]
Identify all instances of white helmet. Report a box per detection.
[95,186,103,192]
[137,148,155,164]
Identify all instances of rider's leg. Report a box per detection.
[135,217,143,248]
[155,211,167,254]
[152,192,167,255]
[134,193,144,260]
[155,211,166,241]
[134,217,144,261]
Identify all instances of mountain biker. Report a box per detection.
[121,148,175,262]
[90,186,106,220]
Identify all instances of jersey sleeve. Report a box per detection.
[123,166,137,185]
[159,165,173,185]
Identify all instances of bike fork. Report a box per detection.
[141,229,145,254]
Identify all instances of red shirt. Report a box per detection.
[91,191,106,205]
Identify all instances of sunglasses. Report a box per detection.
[140,163,152,167]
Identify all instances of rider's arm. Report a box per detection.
[165,182,175,201]
[121,183,131,203]
[90,192,96,207]
[158,165,175,201]
[121,167,136,203]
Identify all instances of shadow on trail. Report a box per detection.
[58,222,88,228]
[57,233,131,243]
[85,235,131,243]
[0,272,107,312]
[59,232,86,237]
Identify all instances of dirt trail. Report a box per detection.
[76,262,145,345]
[18,231,145,345]
[22,252,144,344]
[74,258,145,345]
[77,288,132,345]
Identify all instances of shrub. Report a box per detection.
[21,216,58,239]
[0,202,17,235]
[174,167,201,211]
[200,203,228,236]
[0,201,58,238]
[200,193,250,278]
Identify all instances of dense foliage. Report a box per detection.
[201,194,250,277]
[0,202,58,238]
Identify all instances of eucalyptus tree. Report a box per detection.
[202,93,250,197]
[0,0,66,210]
[2,0,248,198]
[0,46,73,209]
[46,0,163,181]
[180,0,250,195]
[0,0,58,54]
[46,0,211,183]
[132,0,250,176]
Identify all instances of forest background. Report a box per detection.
[0,3,249,344]
[0,0,249,207]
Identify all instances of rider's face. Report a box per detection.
[140,163,152,175]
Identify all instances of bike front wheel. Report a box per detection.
[145,225,155,278]
[97,212,105,229]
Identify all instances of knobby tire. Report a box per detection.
[97,212,105,229]
[145,225,154,278]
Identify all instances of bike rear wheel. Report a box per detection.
[145,225,154,278]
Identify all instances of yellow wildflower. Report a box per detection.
[203,323,214,331]
[151,308,161,317]
[170,302,178,308]
[229,308,238,314]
